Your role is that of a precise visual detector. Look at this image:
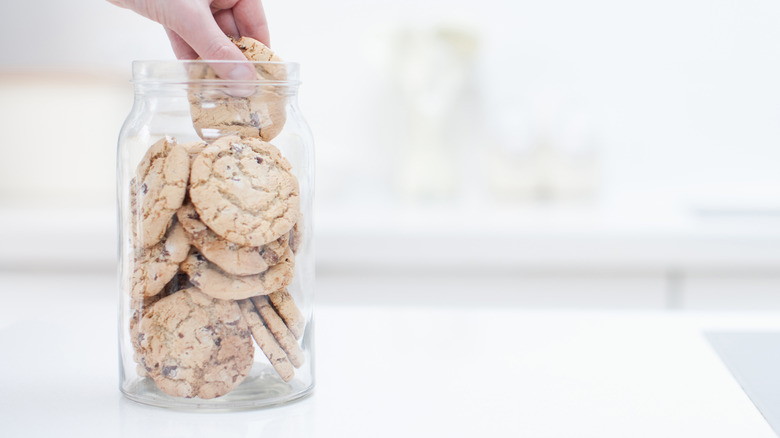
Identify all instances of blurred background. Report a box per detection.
[2,0,780,309]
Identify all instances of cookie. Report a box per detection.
[130,221,191,300]
[189,37,287,142]
[182,140,208,165]
[189,97,287,142]
[189,135,300,247]
[251,295,304,368]
[180,247,295,300]
[267,288,305,340]
[238,299,294,382]
[129,290,165,377]
[177,202,289,276]
[133,136,190,248]
[230,36,289,89]
[130,274,186,377]
[232,36,281,63]
[136,287,255,399]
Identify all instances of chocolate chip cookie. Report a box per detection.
[251,295,304,368]
[267,288,305,340]
[189,36,288,141]
[238,298,294,382]
[133,136,190,248]
[176,202,289,276]
[136,287,255,399]
[189,135,300,247]
[130,221,191,300]
[180,247,295,300]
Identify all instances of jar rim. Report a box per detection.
[131,60,301,85]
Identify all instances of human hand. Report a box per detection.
[108,0,269,80]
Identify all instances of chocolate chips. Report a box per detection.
[162,365,178,378]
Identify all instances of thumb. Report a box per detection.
[170,11,254,80]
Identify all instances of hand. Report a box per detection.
[108,0,269,80]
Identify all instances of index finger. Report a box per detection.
[165,28,199,60]
[170,6,255,79]
[232,0,271,47]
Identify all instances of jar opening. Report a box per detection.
[131,60,300,86]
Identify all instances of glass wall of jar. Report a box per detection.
[117,60,314,409]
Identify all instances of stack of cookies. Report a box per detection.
[126,38,307,399]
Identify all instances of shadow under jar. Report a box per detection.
[117,60,314,410]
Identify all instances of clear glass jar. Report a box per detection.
[117,60,314,410]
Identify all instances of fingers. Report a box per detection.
[106,0,129,8]
[214,9,240,39]
[165,28,199,60]
[232,0,270,47]
[167,2,254,80]
[124,0,268,80]
[210,0,239,10]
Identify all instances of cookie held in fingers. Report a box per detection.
[180,248,295,301]
[267,288,305,340]
[189,135,300,247]
[177,202,289,276]
[133,136,190,248]
[232,36,282,63]
[136,287,255,399]
[238,299,294,382]
[189,37,287,141]
[130,221,190,300]
[189,95,287,142]
[251,295,304,368]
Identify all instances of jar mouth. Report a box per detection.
[131,60,301,86]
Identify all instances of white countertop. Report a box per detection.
[0,272,778,437]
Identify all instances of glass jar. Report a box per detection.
[116,60,314,409]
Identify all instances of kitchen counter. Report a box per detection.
[1,272,778,437]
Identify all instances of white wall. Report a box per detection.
[2,1,780,306]
[2,0,780,211]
